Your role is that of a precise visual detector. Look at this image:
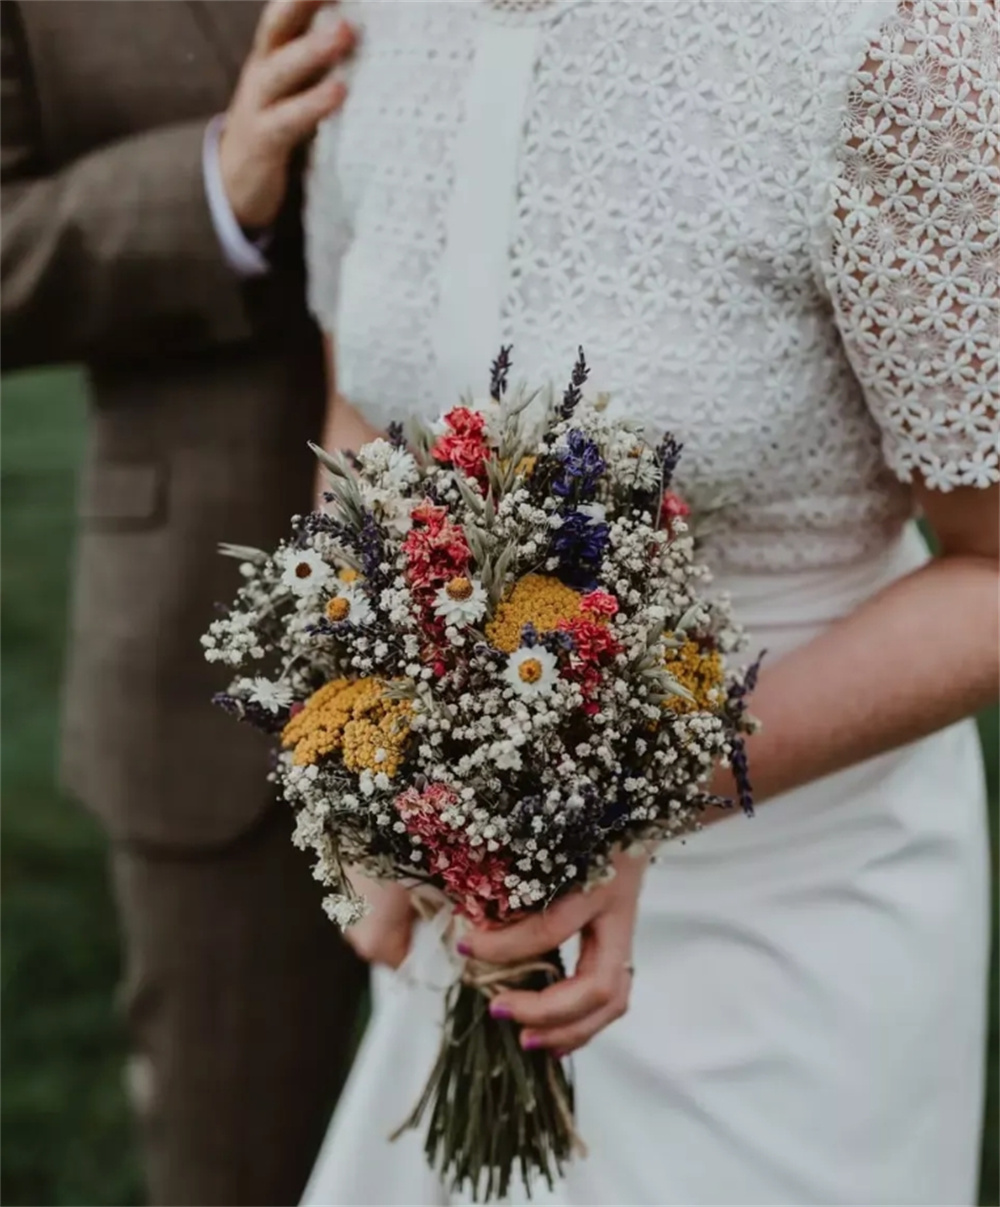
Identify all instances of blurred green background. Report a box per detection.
[1,368,997,1206]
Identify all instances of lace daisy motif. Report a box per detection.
[824,0,1000,492]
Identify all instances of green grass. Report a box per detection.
[0,369,997,1206]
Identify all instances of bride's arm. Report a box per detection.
[713,485,998,806]
[314,337,380,496]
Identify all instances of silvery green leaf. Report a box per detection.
[308,442,352,479]
[504,385,541,420]
[464,526,489,566]
[383,681,418,701]
[493,542,516,584]
[454,474,484,517]
[407,417,436,461]
[674,604,702,634]
[330,545,363,571]
[661,674,696,703]
[218,542,269,564]
[483,491,496,528]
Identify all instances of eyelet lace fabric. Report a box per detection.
[307,0,999,573]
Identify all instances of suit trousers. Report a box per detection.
[111,806,367,1207]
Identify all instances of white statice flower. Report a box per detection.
[280,547,331,596]
[356,438,419,492]
[322,893,371,929]
[239,676,294,714]
[325,580,374,627]
[433,575,489,626]
[358,479,415,538]
[503,646,559,699]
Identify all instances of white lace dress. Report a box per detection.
[301,2,998,1202]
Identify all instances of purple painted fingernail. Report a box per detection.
[456,940,472,957]
[489,1002,513,1020]
[521,1033,542,1051]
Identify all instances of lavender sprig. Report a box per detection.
[490,344,513,401]
[656,432,684,491]
[559,346,590,419]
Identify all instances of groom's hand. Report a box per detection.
[220,0,355,231]
[343,872,415,970]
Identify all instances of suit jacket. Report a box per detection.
[1,0,327,848]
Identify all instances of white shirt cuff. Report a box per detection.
[202,116,271,279]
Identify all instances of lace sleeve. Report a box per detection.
[304,112,352,335]
[825,0,999,491]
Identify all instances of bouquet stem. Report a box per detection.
[392,951,582,1201]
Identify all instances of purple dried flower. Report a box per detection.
[551,431,606,501]
[656,433,684,491]
[728,737,755,817]
[550,508,609,588]
[559,347,590,420]
[490,345,513,401]
[212,692,287,735]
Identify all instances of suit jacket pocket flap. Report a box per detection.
[80,461,167,527]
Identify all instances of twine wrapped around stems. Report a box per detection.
[390,887,587,1197]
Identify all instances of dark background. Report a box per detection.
[2,368,997,1206]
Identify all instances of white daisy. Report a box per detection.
[236,677,294,714]
[325,581,375,627]
[503,645,559,698]
[280,548,331,596]
[433,576,489,626]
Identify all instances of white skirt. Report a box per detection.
[302,527,990,1206]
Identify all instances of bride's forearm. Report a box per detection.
[717,547,999,808]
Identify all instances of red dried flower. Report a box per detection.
[395,784,512,922]
[430,407,492,487]
[580,589,619,618]
[557,615,623,702]
[660,491,691,524]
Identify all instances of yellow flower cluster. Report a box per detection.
[663,639,724,713]
[281,678,411,776]
[485,574,582,653]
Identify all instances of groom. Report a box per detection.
[1,2,365,1204]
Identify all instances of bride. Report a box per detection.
[299,0,997,1203]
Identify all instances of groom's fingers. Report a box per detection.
[256,0,327,55]
[256,20,355,107]
[269,77,347,145]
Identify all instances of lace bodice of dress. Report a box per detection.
[307,0,999,573]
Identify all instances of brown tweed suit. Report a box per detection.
[1,3,366,1202]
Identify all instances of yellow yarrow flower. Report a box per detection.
[281,678,411,775]
[485,574,583,653]
[663,639,725,713]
